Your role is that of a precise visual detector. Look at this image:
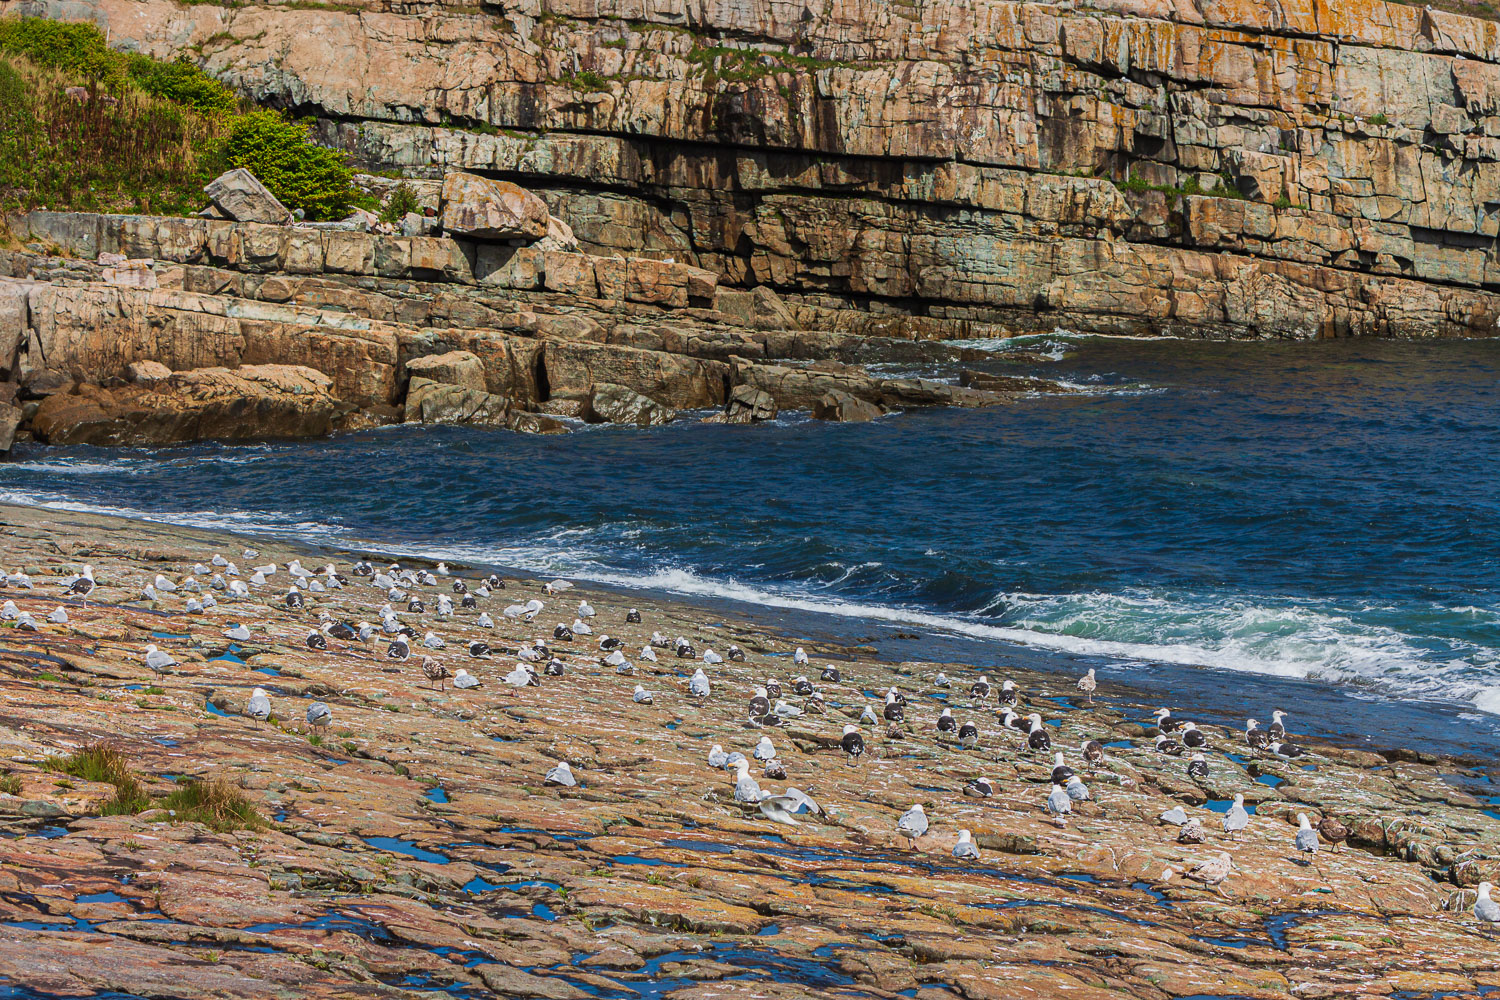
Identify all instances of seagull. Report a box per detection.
[1223,794,1251,840]
[970,675,991,701]
[1187,753,1208,778]
[883,692,904,723]
[65,565,95,604]
[47,607,68,624]
[1154,733,1184,756]
[773,698,801,719]
[153,574,178,593]
[756,787,821,825]
[859,704,878,726]
[422,631,445,650]
[633,685,653,704]
[733,758,763,803]
[689,669,711,700]
[999,679,1018,706]
[144,644,175,677]
[707,744,729,768]
[1268,739,1305,759]
[223,623,251,641]
[476,613,494,629]
[553,623,574,641]
[422,657,450,690]
[1269,710,1288,740]
[306,702,332,731]
[937,708,956,733]
[963,777,994,797]
[1181,722,1207,749]
[1246,718,1270,750]
[544,659,565,677]
[1295,813,1320,856]
[1475,882,1500,929]
[1065,775,1090,802]
[703,648,723,665]
[1183,852,1233,894]
[754,736,776,761]
[1046,783,1072,826]
[597,635,621,652]
[1076,668,1097,704]
[819,664,840,683]
[1050,751,1074,785]
[896,804,927,848]
[1159,806,1189,826]
[1082,739,1105,770]
[577,600,595,618]
[1154,707,1186,732]
[934,672,950,688]
[246,687,271,725]
[387,637,411,661]
[1026,714,1051,752]
[1178,817,1206,844]
[763,758,786,780]
[952,829,981,862]
[1318,814,1348,852]
[504,664,535,687]
[228,581,249,598]
[840,725,865,765]
[639,645,657,662]
[958,720,978,749]
[453,669,479,689]
[545,762,576,787]
[793,648,809,666]
[468,641,492,659]
[626,609,642,624]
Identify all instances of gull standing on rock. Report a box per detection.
[733,758,763,802]
[896,804,927,848]
[48,607,68,624]
[65,565,95,605]
[224,623,251,641]
[1474,882,1500,930]
[953,829,981,862]
[453,669,479,689]
[840,725,865,765]
[306,702,332,732]
[633,685,654,704]
[1318,814,1348,852]
[545,762,576,787]
[1077,668,1097,704]
[1184,852,1233,895]
[689,668,711,700]
[144,644,175,677]
[1046,783,1072,826]
[246,688,271,725]
[754,736,776,761]
[1295,813,1320,857]
[1223,793,1251,840]
[422,656,450,690]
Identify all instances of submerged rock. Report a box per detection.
[403,377,509,425]
[717,384,777,424]
[812,389,883,423]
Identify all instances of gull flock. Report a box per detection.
[10,552,1497,931]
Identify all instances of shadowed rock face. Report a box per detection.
[30,365,340,445]
[0,503,1498,998]
[16,0,1500,338]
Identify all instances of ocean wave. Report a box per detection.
[0,490,351,539]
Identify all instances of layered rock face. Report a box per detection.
[10,0,1500,338]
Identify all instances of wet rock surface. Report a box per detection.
[0,504,1495,998]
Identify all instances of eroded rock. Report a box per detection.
[439,172,550,242]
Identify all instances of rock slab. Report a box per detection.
[203,169,293,226]
[439,173,550,242]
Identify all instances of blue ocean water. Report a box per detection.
[7,334,1500,734]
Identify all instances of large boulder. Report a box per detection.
[405,350,486,393]
[720,385,777,424]
[812,389,884,423]
[403,376,508,425]
[439,173,549,241]
[31,365,339,445]
[203,169,293,226]
[590,383,676,427]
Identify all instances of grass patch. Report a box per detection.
[45,743,150,815]
[158,778,265,832]
[0,773,21,795]
[1115,168,1246,201]
[378,180,419,224]
[35,671,63,682]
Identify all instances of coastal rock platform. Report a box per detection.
[0,504,1495,999]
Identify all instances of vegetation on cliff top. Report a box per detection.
[0,17,364,220]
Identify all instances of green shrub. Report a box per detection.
[222,110,358,220]
[378,180,420,224]
[0,17,118,82]
[125,53,237,117]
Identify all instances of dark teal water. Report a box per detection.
[7,334,1500,740]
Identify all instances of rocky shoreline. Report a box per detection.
[0,194,1071,451]
[0,502,1497,999]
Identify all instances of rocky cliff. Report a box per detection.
[8,0,1500,339]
